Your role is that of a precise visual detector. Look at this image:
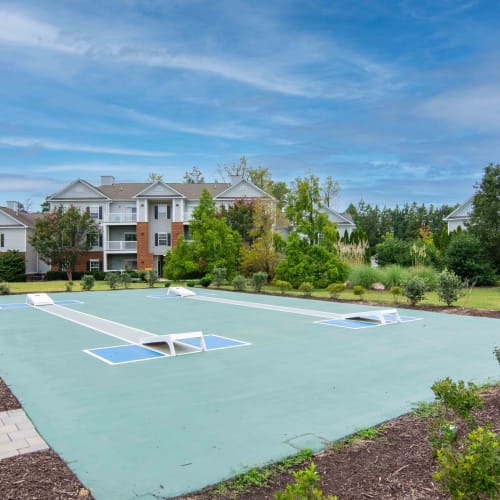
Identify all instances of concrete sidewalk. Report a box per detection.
[0,409,49,460]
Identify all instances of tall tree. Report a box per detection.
[217,156,250,181]
[322,175,340,208]
[147,172,163,182]
[183,166,205,183]
[189,189,241,276]
[468,164,500,271]
[30,206,99,280]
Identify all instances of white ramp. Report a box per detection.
[26,293,54,307]
[167,286,196,297]
[342,308,401,325]
[141,331,206,356]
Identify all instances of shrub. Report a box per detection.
[65,281,74,292]
[0,282,10,295]
[274,462,337,500]
[327,282,345,299]
[437,269,463,306]
[434,426,500,500]
[407,266,438,291]
[212,267,227,287]
[80,274,95,291]
[232,275,247,291]
[119,273,132,289]
[92,271,106,281]
[299,282,314,296]
[199,274,212,288]
[381,265,407,288]
[186,280,196,287]
[274,280,291,295]
[402,276,427,306]
[106,272,120,289]
[348,265,382,289]
[390,285,401,303]
[375,237,412,267]
[252,271,268,292]
[0,250,25,282]
[431,378,483,428]
[46,270,69,281]
[353,285,365,299]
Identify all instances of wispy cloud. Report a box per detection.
[0,136,171,157]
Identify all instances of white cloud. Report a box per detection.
[0,136,171,157]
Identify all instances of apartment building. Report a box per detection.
[47,175,275,276]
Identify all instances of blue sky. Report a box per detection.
[1,0,499,211]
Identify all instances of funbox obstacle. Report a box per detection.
[26,293,55,307]
[166,286,197,297]
[140,331,207,356]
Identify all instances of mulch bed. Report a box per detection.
[0,303,498,500]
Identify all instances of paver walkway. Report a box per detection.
[0,409,49,460]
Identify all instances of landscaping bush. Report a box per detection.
[402,276,427,306]
[407,266,439,291]
[186,280,196,287]
[348,264,382,289]
[92,271,106,281]
[0,282,10,295]
[106,272,121,289]
[327,282,345,299]
[0,250,25,282]
[274,280,291,294]
[274,462,337,500]
[65,281,74,292]
[119,273,132,288]
[199,274,212,288]
[434,427,500,500]
[212,267,227,287]
[232,275,247,291]
[299,282,314,296]
[80,274,95,291]
[437,269,463,306]
[380,264,407,288]
[251,271,268,292]
[390,285,401,303]
[353,285,366,299]
[46,270,84,281]
[375,237,412,267]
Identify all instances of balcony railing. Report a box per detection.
[105,241,137,251]
[104,212,137,223]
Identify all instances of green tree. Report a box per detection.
[30,206,98,281]
[322,175,340,208]
[221,199,255,244]
[163,236,200,280]
[0,250,25,282]
[469,164,500,272]
[189,189,241,277]
[183,166,205,183]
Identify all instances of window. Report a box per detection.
[0,232,4,248]
[88,259,100,272]
[155,204,171,220]
[155,232,171,246]
[124,232,137,242]
[86,206,102,220]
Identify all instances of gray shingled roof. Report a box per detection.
[0,207,40,227]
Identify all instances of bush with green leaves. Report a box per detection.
[232,275,246,291]
[434,426,500,500]
[299,281,314,296]
[437,269,463,306]
[252,271,268,292]
[402,276,427,306]
[0,250,25,282]
[199,274,212,288]
[65,281,74,292]
[390,285,401,303]
[431,378,483,428]
[407,266,438,291]
[0,282,10,295]
[348,264,382,289]
[274,462,337,500]
[380,264,407,288]
[119,272,132,289]
[80,274,95,291]
[327,282,345,299]
[375,236,412,267]
[212,267,227,287]
[352,285,365,299]
[186,280,196,287]
[274,280,291,295]
[106,272,121,289]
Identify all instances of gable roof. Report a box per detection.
[444,197,473,221]
[49,179,109,201]
[168,183,231,199]
[0,207,39,227]
[215,178,274,200]
[135,181,186,198]
[320,206,357,226]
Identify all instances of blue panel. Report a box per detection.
[0,303,29,310]
[89,345,166,364]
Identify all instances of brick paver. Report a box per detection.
[0,409,49,460]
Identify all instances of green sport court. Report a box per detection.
[0,288,498,499]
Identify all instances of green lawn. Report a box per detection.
[4,280,499,311]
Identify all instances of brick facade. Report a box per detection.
[171,221,184,248]
[136,222,153,269]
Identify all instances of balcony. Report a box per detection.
[105,241,137,251]
[104,212,137,223]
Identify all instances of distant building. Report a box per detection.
[47,175,275,276]
[0,201,50,276]
[444,197,473,232]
